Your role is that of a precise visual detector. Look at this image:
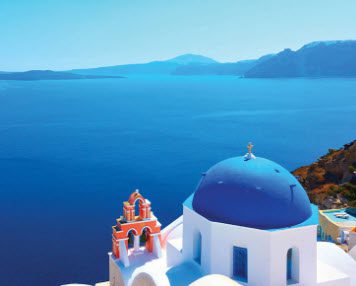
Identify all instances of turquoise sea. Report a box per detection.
[0,76,355,285]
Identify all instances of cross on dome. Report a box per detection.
[247,142,254,154]
[244,142,256,160]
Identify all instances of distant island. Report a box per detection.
[293,140,356,209]
[69,54,220,76]
[2,40,356,79]
[0,70,123,81]
[69,40,356,78]
[70,53,274,77]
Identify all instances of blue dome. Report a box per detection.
[192,156,312,229]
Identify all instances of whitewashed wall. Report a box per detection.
[183,206,318,286]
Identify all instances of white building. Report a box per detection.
[349,229,356,250]
[108,146,356,286]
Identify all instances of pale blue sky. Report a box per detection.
[1,0,356,71]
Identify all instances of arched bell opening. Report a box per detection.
[127,229,138,249]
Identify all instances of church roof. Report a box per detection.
[192,152,312,229]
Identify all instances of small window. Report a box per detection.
[287,248,299,284]
[193,231,202,264]
[233,246,248,282]
[287,249,292,282]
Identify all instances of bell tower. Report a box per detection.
[111,190,162,267]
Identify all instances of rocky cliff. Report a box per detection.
[245,41,356,78]
[293,140,356,209]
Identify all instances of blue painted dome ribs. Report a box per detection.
[192,156,312,229]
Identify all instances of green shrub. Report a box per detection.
[342,183,356,200]
[349,165,356,174]
[327,188,338,198]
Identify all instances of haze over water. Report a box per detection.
[0,76,355,285]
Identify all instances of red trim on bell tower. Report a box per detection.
[112,190,162,260]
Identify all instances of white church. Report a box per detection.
[105,144,356,286]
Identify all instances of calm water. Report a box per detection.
[0,76,355,285]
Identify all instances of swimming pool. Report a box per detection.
[323,209,356,225]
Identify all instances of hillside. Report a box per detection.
[4,40,355,78]
[0,70,122,81]
[166,53,217,65]
[172,54,274,76]
[70,53,276,77]
[70,61,180,76]
[69,41,356,77]
[293,140,356,209]
[245,40,356,78]
[70,54,217,76]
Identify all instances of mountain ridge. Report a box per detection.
[166,53,218,65]
[69,53,275,76]
[70,54,218,76]
[70,40,356,77]
[2,40,356,78]
[245,40,356,78]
